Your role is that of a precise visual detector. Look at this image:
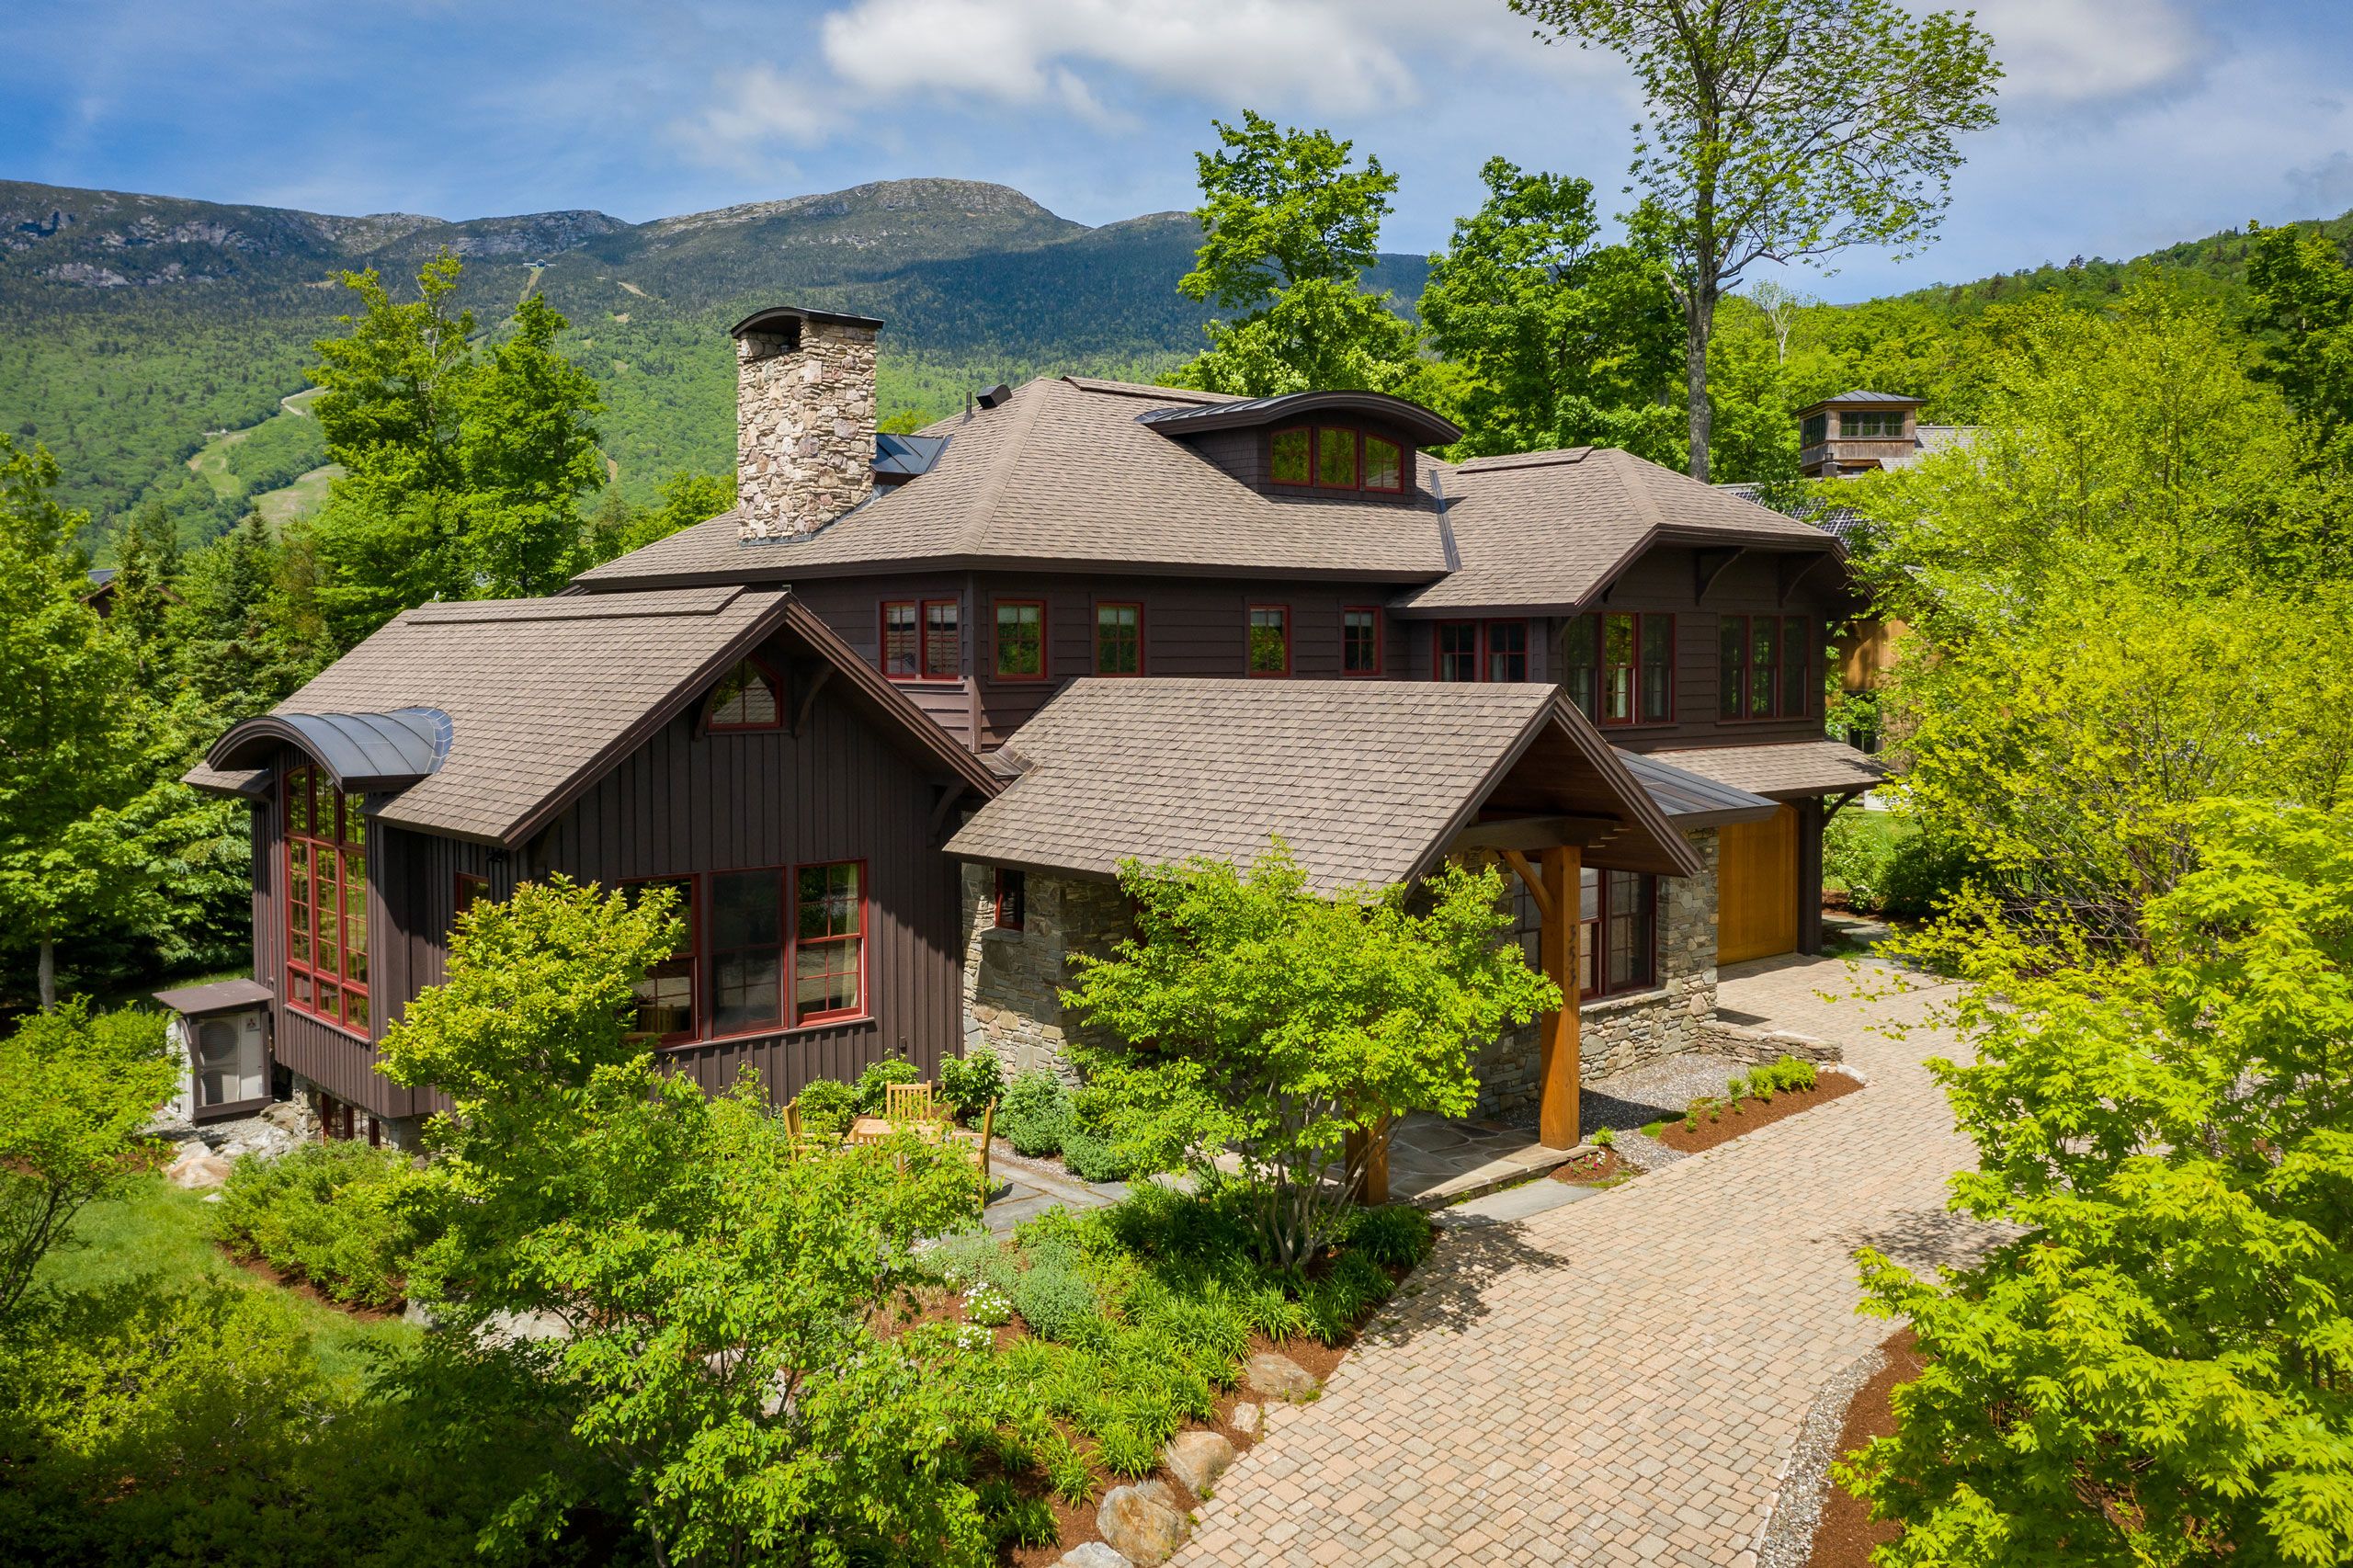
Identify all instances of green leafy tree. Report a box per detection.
[1061,846,1558,1271]
[585,470,736,563]
[1510,0,2001,480]
[1170,113,1424,397]
[1842,799,2353,1566]
[381,878,1010,1566]
[1420,157,1685,462]
[0,1001,176,1320]
[107,500,182,684]
[2247,219,2353,462]
[168,510,326,726]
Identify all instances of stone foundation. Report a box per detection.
[961,866,1132,1081]
[282,1069,427,1152]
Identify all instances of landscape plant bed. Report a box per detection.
[1646,1062,1863,1155]
[1550,1145,1633,1186]
[216,1244,406,1322]
[1805,1325,1925,1568]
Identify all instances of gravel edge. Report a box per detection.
[1755,1338,1889,1568]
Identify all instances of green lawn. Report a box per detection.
[37,1174,417,1390]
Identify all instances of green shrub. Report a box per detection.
[1593,1126,1615,1149]
[939,1045,1005,1121]
[1774,1055,1819,1092]
[795,1078,856,1140]
[851,1057,922,1117]
[999,1069,1073,1157]
[1337,1204,1434,1269]
[1094,1424,1159,1478]
[927,1225,1004,1290]
[1060,1124,1139,1182]
[1143,1291,1250,1375]
[213,1142,414,1307]
[1241,1282,1308,1343]
[1878,827,1985,921]
[1013,1263,1099,1341]
[1824,810,1898,911]
[1038,1431,1097,1505]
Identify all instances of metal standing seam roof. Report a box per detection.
[946,678,1696,895]
[1615,749,1782,827]
[188,585,998,846]
[1642,741,1886,801]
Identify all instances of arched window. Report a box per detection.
[284,764,369,1034]
[708,659,781,730]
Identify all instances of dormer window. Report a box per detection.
[1841,411,1904,438]
[1269,426,1405,494]
[708,659,781,730]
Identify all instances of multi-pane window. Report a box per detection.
[1720,615,1812,720]
[1096,603,1142,676]
[1268,427,1405,494]
[994,601,1046,680]
[623,877,697,1040]
[794,862,865,1023]
[709,869,784,1034]
[454,874,489,933]
[995,868,1027,931]
[1342,608,1382,676]
[708,659,780,729]
[1577,869,1657,998]
[285,766,369,1034]
[1247,606,1290,676]
[1436,620,1529,683]
[1842,411,1904,438]
[1563,613,1672,722]
[1801,413,1829,447]
[883,599,963,680]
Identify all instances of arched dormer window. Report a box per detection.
[1269,426,1404,494]
[707,659,781,730]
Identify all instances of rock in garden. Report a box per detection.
[1163,1429,1235,1495]
[1243,1350,1320,1402]
[165,1146,233,1189]
[1053,1544,1133,1568]
[1096,1480,1188,1567]
[1230,1401,1264,1438]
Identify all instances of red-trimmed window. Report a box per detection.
[995,868,1027,931]
[1247,606,1290,676]
[1270,427,1313,485]
[1342,607,1383,676]
[994,600,1047,680]
[622,877,698,1041]
[1719,615,1811,720]
[1315,426,1358,487]
[1269,426,1407,494]
[1096,602,1142,676]
[284,766,369,1035]
[1565,612,1673,724]
[883,599,961,680]
[708,659,781,730]
[1578,869,1657,999]
[1435,620,1528,683]
[1363,437,1403,494]
[793,861,866,1024]
[709,869,784,1035]
[454,873,489,930]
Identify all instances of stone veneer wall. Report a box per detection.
[280,1068,428,1152]
[1469,828,1721,1120]
[736,316,878,541]
[961,866,1132,1082]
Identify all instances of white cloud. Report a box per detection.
[2289,150,2353,219]
[1956,0,2205,105]
[673,62,841,167]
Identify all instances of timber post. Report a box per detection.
[1537,844,1581,1149]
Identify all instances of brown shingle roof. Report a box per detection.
[191,586,995,846]
[947,678,1696,893]
[1641,741,1885,800]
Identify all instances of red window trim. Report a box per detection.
[454,873,489,923]
[994,867,1027,931]
[1430,619,1529,683]
[1342,605,1384,676]
[991,598,1050,683]
[788,859,869,1028]
[1577,868,1660,1001]
[620,862,873,1046]
[1362,435,1405,494]
[1719,613,1809,722]
[1246,604,1292,677]
[1267,426,1408,494]
[1569,612,1677,725]
[620,874,700,1045]
[1094,600,1145,676]
[881,597,962,683]
[706,656,785,732]
[1314,426,1361,489]
[1269,426,1313,487]
[283,765,369,1041]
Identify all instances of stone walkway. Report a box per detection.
[1173,954,1986,1568]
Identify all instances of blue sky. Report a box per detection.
[7,0,2349,302]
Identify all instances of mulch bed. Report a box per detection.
[215,1243,405,1322]
[1654,1072,1864,1155]
[1806,1325,1925,1568]
[1550,1147,1632,1186]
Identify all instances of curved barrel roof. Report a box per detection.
[205,708,451,792]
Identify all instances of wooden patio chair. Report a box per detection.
[779,1098,809,1160]
[884,1080,936,1123]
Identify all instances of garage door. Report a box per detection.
[1717,804,1799,963]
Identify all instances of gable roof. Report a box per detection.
[189,586,996,846]
[946,677,1699,894]
[1642,741,1884,801]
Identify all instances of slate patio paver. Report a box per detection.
[1172,953,1987,1568]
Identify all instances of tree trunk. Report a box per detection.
[1685,281,1716,483]
[38,937,54,1010]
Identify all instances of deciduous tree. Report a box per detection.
[1510,0,2000,480]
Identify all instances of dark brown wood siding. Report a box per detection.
[789,573,976,749]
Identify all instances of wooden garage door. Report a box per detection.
[1717,804,1799,964]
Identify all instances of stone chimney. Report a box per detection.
[731,305,883,542]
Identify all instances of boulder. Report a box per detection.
[1163,1429,1235,1496]
[165,1146,233,1189]
[1230,1401,1264,1439]
[1243,1350,1320,1402]
[1053,1545,1133,1568]
[1096,1480,1188,1567]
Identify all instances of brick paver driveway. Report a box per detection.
[1174,954,1983,1568]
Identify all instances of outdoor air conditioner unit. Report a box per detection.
[157,980,275,1123]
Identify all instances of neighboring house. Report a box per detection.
[83,565,182,617]
[179,304,1881,1152]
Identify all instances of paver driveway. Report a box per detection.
[1174,954,1984,1568]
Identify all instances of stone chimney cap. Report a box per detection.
[729,304,886,338]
